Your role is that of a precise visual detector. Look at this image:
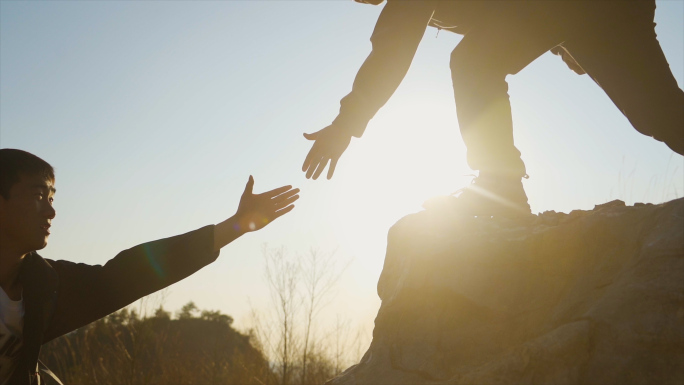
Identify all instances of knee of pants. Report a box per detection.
[450,48,508,94]
[450,48,476,81]
[626,92,684,155]
[653,131,684,156]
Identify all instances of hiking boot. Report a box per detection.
[424,173,532,218]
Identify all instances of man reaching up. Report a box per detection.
[0,148,299,384]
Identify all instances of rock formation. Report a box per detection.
[329,198,684,385]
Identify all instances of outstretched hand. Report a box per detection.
[302,125,353,180]
[235,176,299,232]
[214,176,299,252]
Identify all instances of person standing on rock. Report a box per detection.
[301,0,684,217]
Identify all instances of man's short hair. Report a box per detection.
[0,149,55,199]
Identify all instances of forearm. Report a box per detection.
[45,225,219,341]
[334,53,413,137]
[334,47,418,136]
[334,1,434,137]
[213,215,246,252]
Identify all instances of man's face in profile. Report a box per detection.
[0,174,56,254]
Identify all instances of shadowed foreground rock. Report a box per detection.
[329,198,684,385]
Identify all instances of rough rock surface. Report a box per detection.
[329,198,684,385]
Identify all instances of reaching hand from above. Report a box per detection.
[214,176,299,251]
[302,125,353,180]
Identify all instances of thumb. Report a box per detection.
[303,132,318,141]
[244,175,254,195]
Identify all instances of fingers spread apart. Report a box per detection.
[312,158,330,180]
[303,146,319,173]
[271,189,299,209]
[261,188,299,221]
[273,204,295,220]
[327,158,338,180]
[261,185,293,199]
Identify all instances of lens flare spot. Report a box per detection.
[249,222,256,231]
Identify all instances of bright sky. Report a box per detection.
[2,0,683,342]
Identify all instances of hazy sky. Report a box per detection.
[2,0,683,340]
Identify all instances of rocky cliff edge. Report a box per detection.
[330,198,684,385]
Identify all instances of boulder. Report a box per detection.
[329,198,684,385]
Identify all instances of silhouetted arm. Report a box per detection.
[333,0,435,137]
[44,227,218,342]
[302,1,434,180]
[43,177,298,342]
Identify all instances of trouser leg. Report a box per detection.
[451,60,525,176]
[450,4,568,177]
[562,2,684,155]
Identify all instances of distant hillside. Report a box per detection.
[40,305,273,385]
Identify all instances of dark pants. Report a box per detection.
[450,1,684,176]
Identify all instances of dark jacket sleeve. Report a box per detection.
[332,0,435,138]
[42,225,219,342]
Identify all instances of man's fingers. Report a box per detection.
[271,188,299,202]
[312,158,329,180]
[262,185,294,199]
[243,175,255,195]
[306,157,322,179]
[302,146,319,173]
[303,132,318,141]
[272,204,295,220]
[274,193,299,210]
[327,158,338,180]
